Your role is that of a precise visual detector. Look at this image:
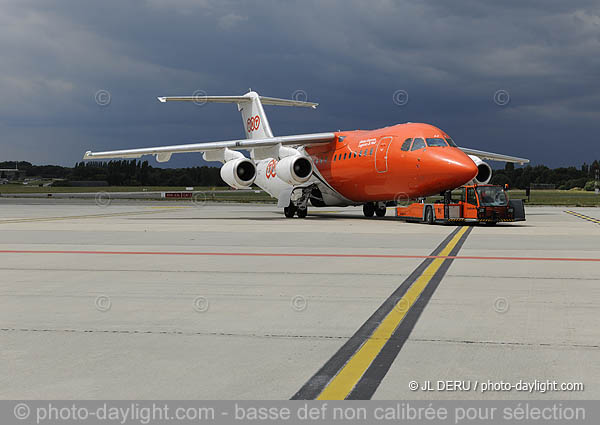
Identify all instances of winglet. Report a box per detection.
[157,97,167,103]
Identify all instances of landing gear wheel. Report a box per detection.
[284,205,296,218]
[425,206,434,225]
[363,203,375,217]
[297,208,308,218]
[375,205,387,217]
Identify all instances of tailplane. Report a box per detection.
[157,91,318,140]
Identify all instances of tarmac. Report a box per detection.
[0,198,598,399]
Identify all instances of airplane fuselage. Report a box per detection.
[256,123,478,206]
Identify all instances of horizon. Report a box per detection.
[1,1,599,168]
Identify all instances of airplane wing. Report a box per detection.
[458,147,529,165]
[83,132,335,160]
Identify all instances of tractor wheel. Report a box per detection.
[425,206,434,224]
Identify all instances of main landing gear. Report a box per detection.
[284,202,308,218]
[284,205,296,218]
[283,185,313,219]
[363,202,387,218]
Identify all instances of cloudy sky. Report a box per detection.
[1,0,599,167]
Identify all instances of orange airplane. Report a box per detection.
[84,91,529,218]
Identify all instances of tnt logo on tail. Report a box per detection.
[239,91,273,140]
[247,115,261,133]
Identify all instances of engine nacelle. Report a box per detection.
[467,155,492,185]
[220,158,257,189]
[275,155,313,185]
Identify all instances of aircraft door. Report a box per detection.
[375,136,393,173]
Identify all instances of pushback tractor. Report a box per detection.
[395,184,526,225]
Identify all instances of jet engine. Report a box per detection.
[275,155,313,185]
[467,155,492,184]
[220,158,257,189]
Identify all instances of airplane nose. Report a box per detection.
[425,149,478,189]
[452,155,479,184]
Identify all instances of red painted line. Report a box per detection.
[0,250,598,262]
[451,255,600,262]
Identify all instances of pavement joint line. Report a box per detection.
[0,327,349,340]
[0,267,597,280]
[292,226,472,401]
[564,210,600,224]
[0,249,598,262]
[409,337,599,349]
[1,328,597,350]
[0,207,190,224]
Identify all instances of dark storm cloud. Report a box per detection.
[1,0,598,166]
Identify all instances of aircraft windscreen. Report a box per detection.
[426,138,448,147]
[476,186,508,206]
[445,138,458,147]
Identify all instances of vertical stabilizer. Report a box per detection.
[238,91,274,139]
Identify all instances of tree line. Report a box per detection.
[1,160,227,187]
[490,161,599,190]
[2,159,599,190]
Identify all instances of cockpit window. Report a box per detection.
[411,138,426,151]
[426,138,448,147]
[401,138,412,151]
[445,138,457,147]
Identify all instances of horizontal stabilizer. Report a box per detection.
[157,94,318,109]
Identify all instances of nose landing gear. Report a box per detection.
[375,203,387,217]
[362,202,375,217]
[363,202,387,218]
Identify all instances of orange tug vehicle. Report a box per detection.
[395,184,526,225]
